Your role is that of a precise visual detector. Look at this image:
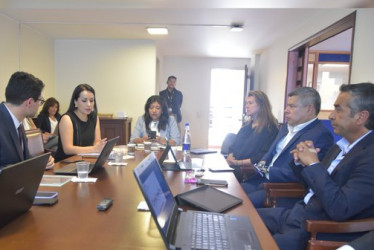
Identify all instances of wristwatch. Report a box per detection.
[254,162,269,177]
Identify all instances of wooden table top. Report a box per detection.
[0,150,278,250]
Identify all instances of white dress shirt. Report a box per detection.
[266,118,317,179]
[304,130,372,204]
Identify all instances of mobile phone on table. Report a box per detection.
[148,131,156,139]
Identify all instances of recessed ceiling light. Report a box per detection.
[147,27,168,35]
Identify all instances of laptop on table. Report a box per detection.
[54,136,119,175]
[133,153,262,250]
[159,144,203,171]
[0,153,50,228]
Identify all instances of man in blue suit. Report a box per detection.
[0,71,54,169]
[258,83,374,250]
[241,87,334,207]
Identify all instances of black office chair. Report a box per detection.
[220,133,236,157]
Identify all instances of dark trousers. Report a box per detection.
[257,207,310,250]
[241,176,302,208]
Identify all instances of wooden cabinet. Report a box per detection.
[99,117,132,145]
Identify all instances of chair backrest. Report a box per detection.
[321,119,341,143]
[220,133,237,156]
[25,128,45,157]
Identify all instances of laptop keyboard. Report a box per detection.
[191,212,230,250]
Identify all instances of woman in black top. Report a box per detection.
[36,97,61,150]
[54,84,107,162]
[226,91,279,181]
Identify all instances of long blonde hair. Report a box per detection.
[247,90,278,133]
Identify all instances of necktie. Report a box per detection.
[18,124,25,159]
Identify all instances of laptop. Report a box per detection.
[158,144,188,171]
[159,144,202,171]
[133,153,262,250]
[0,153,50,228]
[54,136,119,175]
[190,148,217,155]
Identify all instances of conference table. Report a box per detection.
[0,149,278,250]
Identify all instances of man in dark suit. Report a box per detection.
[241,87,334,207]
[159,76,183,128]
[258,83,374,250]
[0,71,54,169]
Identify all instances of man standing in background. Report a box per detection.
[159,76,183,129]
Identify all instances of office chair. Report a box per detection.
[25,128,45,157]
[263,182,306,208]
[306,217,374,250]
[26,128,56,157]
[220,133,236,157]
[262,182,374,250]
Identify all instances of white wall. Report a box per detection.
[351,9,374,83]
[0,14,55,101]
[160,57,250,148]
[54,39,156,129]
[0,14,19,95]
[20,24,55,98]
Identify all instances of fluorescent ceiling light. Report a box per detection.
[147,27,168,35]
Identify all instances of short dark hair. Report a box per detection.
[5,71,45,105]
[167,76,177,82]
[67,84,98,119]
[143,95,169,132]
[340,83,374,130]
[288,87,321,115]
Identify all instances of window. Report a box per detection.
[208,68,245,147]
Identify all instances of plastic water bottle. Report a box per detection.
[182,123,192,168]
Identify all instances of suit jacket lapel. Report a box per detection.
[330,132,373,176]
[1,103,25,160]
[269,125,288,156]
[280,120,317,155]
[321,145,341,169]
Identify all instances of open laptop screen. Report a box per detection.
[134,153,175,237]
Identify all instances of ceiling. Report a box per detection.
[1,0,372,58]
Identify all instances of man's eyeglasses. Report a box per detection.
[37,98,46,105]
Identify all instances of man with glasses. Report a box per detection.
[241,87,334,208]
[258,83,374,250]
[0,71,54,169]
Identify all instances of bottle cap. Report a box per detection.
[185,123,189,126]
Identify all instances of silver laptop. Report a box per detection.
[0,153,50,228]
[134,153,262,250]
[54,136,119,175]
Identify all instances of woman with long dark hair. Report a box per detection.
[35,97,61,150]
[54,84,107,161]
[226,90,279,181]
[130,95,180,146]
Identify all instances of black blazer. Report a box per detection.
[0,102,30,168]
[36,112,61,133]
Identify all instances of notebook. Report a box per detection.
[0,153,50,228]
[204,153,235,172]
[54,136,119,175]
[133,153,262,250]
